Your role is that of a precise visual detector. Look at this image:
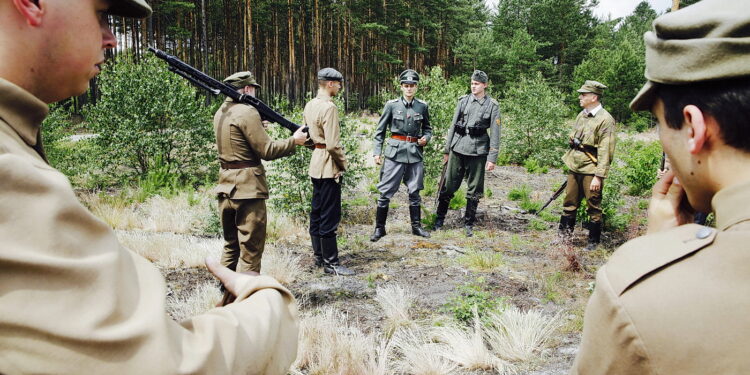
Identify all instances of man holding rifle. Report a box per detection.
[214,72,307,273]
[559,80,616,250]
[0,1,298,373]
[370,69,432,242]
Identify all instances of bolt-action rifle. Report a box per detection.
[434,160,449,207]
[149,47,306,134]
[537,140,599,215]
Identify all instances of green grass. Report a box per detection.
[508,184,531,201]
[528,218,548,231]
[459,250,504,271]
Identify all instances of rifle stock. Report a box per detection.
[149,47,306,134]
[434,160,448,207]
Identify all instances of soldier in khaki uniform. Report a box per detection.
[435,70,501,237]
[571,0,750,373]
[559,80,616,250]
[304,68,354,276]
[214,72,307,273]
[0,1,299,374]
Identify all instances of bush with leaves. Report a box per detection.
[85,54,216,186]
[500,73,570,167]
[618,139,662,196]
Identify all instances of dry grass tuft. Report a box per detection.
[267,211,308,244]
[374,284,415,332]
[117,230,222,267]
[167,282,221,322]
[294,307,392,375]
[460,250,505,271]
[484,306,562,362]
[261,246,303,285]
[80,194,140,230]
[391,328,457,375]
[432,314,503,371]
[138,192,214,234]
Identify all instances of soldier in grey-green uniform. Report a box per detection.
[559,80,616,250]
[434,70,501,237]
[371,69,432,242]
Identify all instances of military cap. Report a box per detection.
[223,71,261,89]
[471,70,488,83]
[399,69,420,84]
[317,68,344,82]
[630,0,750,111]
[109,0,152,18]
[577,80,607,96]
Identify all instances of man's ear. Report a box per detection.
[683,104,708,154]
[12,0,44,27]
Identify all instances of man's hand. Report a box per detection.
[485,161,495,171]
[292,127,307,146]
[334,171,343,179]
[418,136,428,146]
[443,153,449,164]
[647,170,695,234]
[374,155,382,165]
[589,176,602,192]
[206,258,260,306]
[262,120,271,129]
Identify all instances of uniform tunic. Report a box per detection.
[561,106,617,222]
[0,78,299,375]
[440,94,501,200]
[571,180,750,374]
[213,98,296,272]
[373,97,432,207]
[304,90,346,238]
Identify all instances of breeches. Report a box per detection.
[562,173,603,223]
[218,197,266,273]
[310,177,342,238]
[376,158,424,207]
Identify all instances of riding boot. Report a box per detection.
[558,215,576,238]
[321,236,354,276]
[370,206,388,242]
[311,235,323,267]
[434,196,450,230]
[409,205,430,238]
[464,198,479,237]
[586,222,602,250]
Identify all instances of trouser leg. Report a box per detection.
[372,159,403,241]
[219,195,239,271]
[436,152,465,228]
[235,199,266,273]
[582,175,603,248]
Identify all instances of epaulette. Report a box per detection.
[604,223,717,296]
[459,94,468,100]
[490,98,499,106]
[415,98,427,105]
[387,98,399,103]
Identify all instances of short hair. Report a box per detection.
[656,78,750,152]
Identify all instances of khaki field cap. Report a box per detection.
[399,69,420,84]
[471,70,488,83]
[223,72,261,89]
[577,80,607,95]
[630,0,750,111]
[109,0,152,18]
[317,68,344,82]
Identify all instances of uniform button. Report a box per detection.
[696,227,713,239]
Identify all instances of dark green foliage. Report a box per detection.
[85,54,215,186]
[500,74,570,167]
[443,278,508,325]
[619,140,663,196]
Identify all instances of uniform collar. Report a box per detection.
[583,104,602,117]
[0,78,49,147]
[316,89,332,101]
[712,179,750,231]
[401,97,414,108]
[471,94,487,105]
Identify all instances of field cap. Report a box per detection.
[471,70,488,83]
[630,0,750,111]
[577,80,607,95]
[223,72,261,89]
[399,69,420,84]
[317,68,344,82]
[109,0,152,18]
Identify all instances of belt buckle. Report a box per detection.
[407,136,416,142]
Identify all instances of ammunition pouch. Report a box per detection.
[454,124,487,137]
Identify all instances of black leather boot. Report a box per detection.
[434,196,450,230]
[586,222,602,250]
[311,235,323,267]
[410,205,430,238]
[321,236,354,276]
[370,206,388,242]
[464,198,479,237]
[558,215,575,238]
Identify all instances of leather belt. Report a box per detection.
[314,143,327,149]
[391,134,419,143]
[220,160,260,169]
